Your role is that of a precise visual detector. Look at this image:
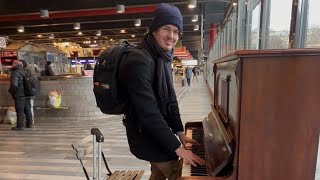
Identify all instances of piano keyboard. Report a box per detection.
[181,127,208,176]
[191,128,208,176]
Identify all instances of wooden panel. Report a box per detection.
[215,59,240,157]
[238,55,320,180]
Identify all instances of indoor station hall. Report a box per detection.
[0,75,212,180]
[0,0,320,180]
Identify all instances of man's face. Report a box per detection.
[152,24,180,51]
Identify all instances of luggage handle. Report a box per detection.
[72,128,112,180]
[91,128,104,142]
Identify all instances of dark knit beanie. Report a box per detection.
[149,3,183,34]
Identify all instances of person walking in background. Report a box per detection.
[45,61,54,76]
[8,60,33,130]
[19,60,37,124]
[192,66,198,82]
[185,66,192,86]
[119,3,205,180]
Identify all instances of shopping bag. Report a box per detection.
[48,90,62,108]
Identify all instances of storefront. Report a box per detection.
[0,43,68,75]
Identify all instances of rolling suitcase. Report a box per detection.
[72,128,144,180]
[72,128,112,180]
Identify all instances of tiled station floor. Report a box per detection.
[0,75,212,180]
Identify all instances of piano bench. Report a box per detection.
[106,170,145,180]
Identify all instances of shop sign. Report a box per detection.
[1,58,16,63]
[0,51,17,57]
[83,70,94,76]
[181,60,198,66]
[0,37,6,48]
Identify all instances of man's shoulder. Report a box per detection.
[125,48,154,65]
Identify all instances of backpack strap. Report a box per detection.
[127,47,153,62]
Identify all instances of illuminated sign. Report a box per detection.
[70,58,96,64]
[181,60,198,66]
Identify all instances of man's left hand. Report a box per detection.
[178,134,200,149]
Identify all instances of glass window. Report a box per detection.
[224,27,228,55]
[228,20,232,54]
[226,22,231,54]
[306,0,320,48]
[237,0,247,50]
[231,12,237,52]
[246,0,261,49]
[263,0,292,49]
[221,29,225,56]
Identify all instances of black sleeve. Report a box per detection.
[121,52,181,152]
[8,71,20,97]
[169,93,184,134]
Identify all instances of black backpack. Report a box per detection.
[93,40,151,115]
[18,69,40,97]
[23,72,40,97]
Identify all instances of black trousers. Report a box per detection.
[14,97,32,128]
[186,78,191,86]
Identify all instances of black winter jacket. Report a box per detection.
[119,44,184,162]
[8,65,26,99]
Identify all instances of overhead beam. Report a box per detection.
[0,6,156,23]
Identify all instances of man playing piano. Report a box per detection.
[119,3,205,180]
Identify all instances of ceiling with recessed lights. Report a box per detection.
[0,0,229,58]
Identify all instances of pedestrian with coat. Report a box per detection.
[119,3,205,180]
[45,61,54,76]
[185,66,192,86]
[19,60,37,124]
[8,60,33,130]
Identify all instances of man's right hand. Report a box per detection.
[175,147,205,167]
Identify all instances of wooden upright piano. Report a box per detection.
[179,49,320,180]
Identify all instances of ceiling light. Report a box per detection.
[188,0,197,8]
[37,34,42,38]
[17,26,24,33]
[233,2,238,6]
[74,23,80,30]
[40,9,49,18]
[134,19,141,27]
[191,15,198,22]
[96,30,102,36]
[131,34,135,38]
[120,29,126,33]
[116,4,125,13]
[49,34,54,39]
[110,38,113,41]
[193,24,199,31]
[78,32,83,35]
